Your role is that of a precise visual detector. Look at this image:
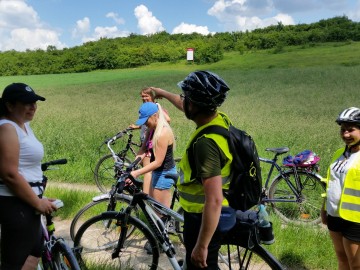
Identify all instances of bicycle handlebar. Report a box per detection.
[112,157,142,195]
[41,159,68,172]
[103,127,134,144]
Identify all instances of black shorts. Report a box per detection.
[0,196,42,269]
[327,215,360,242]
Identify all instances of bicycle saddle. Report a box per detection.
[265,147,289,154]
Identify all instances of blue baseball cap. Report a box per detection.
[135,102,159,126]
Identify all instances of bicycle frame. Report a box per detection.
[112,190,183,270]
[259,149,322,204]
[39,213,63,268]
[39,215,54,267]
[105,128,141,163]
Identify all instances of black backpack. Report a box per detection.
[188,124,262,211]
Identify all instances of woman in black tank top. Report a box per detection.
[131,102,176,210]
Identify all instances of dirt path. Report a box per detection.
[49,182,99,193]
[53,217,74,246]
[53,217,186,269]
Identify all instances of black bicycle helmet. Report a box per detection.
[177,71,230,108]
[336,107,360,125]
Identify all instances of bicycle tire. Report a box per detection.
[52,239,81,270]
[39,239,81,270]
[94,154,133,193]
[69,194,137,241]
[218,244,283,270]
[73,211,160,270]
[268,170,325,225]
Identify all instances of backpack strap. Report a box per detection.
[188,125,229,181]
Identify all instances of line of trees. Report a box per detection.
[1,16,359,76]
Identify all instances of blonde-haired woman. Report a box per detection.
[129,87,171,194]
[131,102,176,210]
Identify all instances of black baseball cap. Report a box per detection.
[2,83,46,103]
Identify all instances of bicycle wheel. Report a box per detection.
[268,171,325,224]
[39,239,80,270]
[94,154,132,193]
[70,194,137,241]
[51,239,81,270]
[74,211,159,270]
[218,244,283,270]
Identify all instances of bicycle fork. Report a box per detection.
[111,211,131,259]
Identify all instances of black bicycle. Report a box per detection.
[94,128,142,193]
[259,147,325,224]
[73,158,284,270]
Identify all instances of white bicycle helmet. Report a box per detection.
[336,107,360,125]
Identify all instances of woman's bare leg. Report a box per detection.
[151,188,172,209]
[21,255,40,270]
[329,230,350,270]
[343,237,360,270]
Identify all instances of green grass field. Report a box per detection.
[1,41,358,269]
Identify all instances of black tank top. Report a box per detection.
[150,144,175,171]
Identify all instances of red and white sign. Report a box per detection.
[187,48,194,61]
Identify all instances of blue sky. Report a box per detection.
[1,0,359,52]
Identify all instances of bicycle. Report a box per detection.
[73,158,285,270]
[69,173,183,243]
[70,132,182,241]
[94,127,142,193]
[38,159,81,270]
[259,147,325,224]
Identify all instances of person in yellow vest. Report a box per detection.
[151,71,236,269]
[321,107,360,270]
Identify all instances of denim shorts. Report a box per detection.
[151,166,177,190]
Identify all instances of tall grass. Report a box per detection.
[1,41,358,269]
[14,63,356,184]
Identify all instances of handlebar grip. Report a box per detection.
[41,159,68,171]
[51,159,68,165]
[114,157,143,195]
[117,180,126,194]
[105,128,134,144]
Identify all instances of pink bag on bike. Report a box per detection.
[282,150,320,167]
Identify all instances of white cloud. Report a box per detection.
[3,28,64,52]
[273,13,295,25]
[82,26,130,43]
[71,17,90,38]
[172,23,211,35]
[106,12,125,25]
[0,0,65,51]
[0,0,40,29]
[72,16,129,44]
[134,5,165,34]
[208,0,295,31]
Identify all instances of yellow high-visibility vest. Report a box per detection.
[324,147,360,222]
[177,112,233,213]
